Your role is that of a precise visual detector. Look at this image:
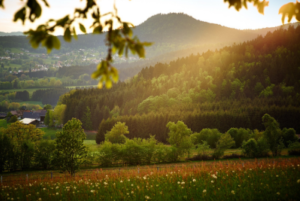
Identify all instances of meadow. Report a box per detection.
[0,158,299,200]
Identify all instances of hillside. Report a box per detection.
[2,13,297,82]
[0,13,259,56]
[58,25,300,143]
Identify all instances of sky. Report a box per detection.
[0,0,297,34]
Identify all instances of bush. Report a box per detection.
[98,136,157,166]
[152,143,168,163]
[242,138,258,158]
[282,128,298,147]
[242,137,270,158]
[9,115,17,123]
[213,133,235,159]
[34,140,56,170]
[105,122,129,144]
[98,141,121,167]
[191,128,221,148]
[288,141,300,156]
[227,128,252,148]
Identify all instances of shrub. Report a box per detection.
[288,141,300,156]
[242,138,259,158]
[227,128,252,148]
[167,121,193,161]
[213,133,235,159]
[242,137,270,158]
[282,128,298,147]
[105,122,129,144]
[34,140,56,170]
[98,141,121,166]
[191,128,221,148]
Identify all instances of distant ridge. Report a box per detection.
[0,31,24,36]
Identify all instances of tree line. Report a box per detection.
[1,114,299,174]
[61,26,300,136]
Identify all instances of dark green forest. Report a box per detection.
[58,26,300,143]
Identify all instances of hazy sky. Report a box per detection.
[0,0,297,34]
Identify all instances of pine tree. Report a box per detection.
[82,106,92,130]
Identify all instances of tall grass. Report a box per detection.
[1,158,299,200]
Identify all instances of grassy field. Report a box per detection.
[0,119,8,128]
[17,101,43,107]
[0,158,299,200]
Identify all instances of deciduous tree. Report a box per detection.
[55,118,87,176]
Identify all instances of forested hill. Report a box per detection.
[59,26,300,143]
[0,13,258,55]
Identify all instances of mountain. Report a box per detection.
[0,31,24,36]
[0,13,259,54]
[134,13,258,45]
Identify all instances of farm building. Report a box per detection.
[19,118,39,127]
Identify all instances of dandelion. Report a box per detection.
[277,192,280,195]
[38,198,42,201]
[104,182,108,185]
[131,191,134,194]
[43,188,46,190]
[181,182,185,185]
[231,190,235,195]
[145,195,150,200]
[276,175,279,177]
[203,189,207,193]
[91,190,95,193]
[211,180,214,183]
[212,174,217,179]
[297,179,300,183]
[193,179,196,182]
[56,192,59,195]
[120,180,123,183]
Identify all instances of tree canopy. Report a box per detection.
[0,0,299,88]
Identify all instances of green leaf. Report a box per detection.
[79,23,86,33]
[27,0,42,22]
[93,25,103,34]
[56,15,69,27]
[0,0,4,8]
[64,28,72,42]
[73,27,78,40]
[105,79,112,89]
[13,7,26,24]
